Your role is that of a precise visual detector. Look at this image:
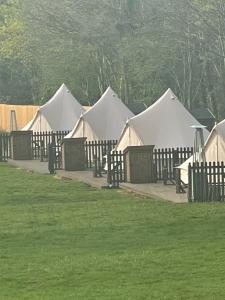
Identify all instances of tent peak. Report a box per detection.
[22,83,84,132]
[95,86,121,106]
[129,88,178,120]
[66,85,134,141]
[164,88,177,100]
[60,83,71,94]
[105,86,117,97]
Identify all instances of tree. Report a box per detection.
[0,0,224,120]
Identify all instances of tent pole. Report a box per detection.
[216,129,218,162]
[82,119,84,138]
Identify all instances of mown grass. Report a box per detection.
[1,163,225,299]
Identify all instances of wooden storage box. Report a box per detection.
[124,145,156,183]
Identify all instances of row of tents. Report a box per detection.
[23,83,211,151]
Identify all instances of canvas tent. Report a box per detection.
[65,87,134,141]
[23,84,84,132]
[179,119,225,184]
[203,119,225,162]
[116,88,209,151]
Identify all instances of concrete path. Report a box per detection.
[7,160,188,203]
[8,159,49,174]
[120,182,187,203]
[56,170,107,188]
[56,170,187,203]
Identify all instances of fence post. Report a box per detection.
[175,168,180,193]
[48,142,55,174]
[172,149,179,180]
[93,154,97,177]
[187,163,192,202]
[221,162,225,201]
[173,149,179,166]
[52,132,56,145]
[175,168,186,194]
[107,151,112,186]
[0,135,2,162]
[93,155,102,178]
[40,140,44,162]
[97,157,102,177]
[163,166,168,185]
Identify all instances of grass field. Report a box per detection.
[1,164,225,299]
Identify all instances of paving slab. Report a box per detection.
[56,170,107,188]
[120,182,188,203]
[7,159,49,174]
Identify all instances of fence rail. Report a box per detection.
[0,133,11,161]
[107,151,125,187]
[153,147,193,182]
[188,162,225,202]
[89,145,193,186]
[85,140,117,169]
[46,139,118,173]
[34,136,193,184]
[32,131,69,160]
[48,142,62,173]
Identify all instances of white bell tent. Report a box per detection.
[23,84,85,132]
[179,119,224,184]
[65,87,134,141]
[116,88,209,151]
[203,119,225,162]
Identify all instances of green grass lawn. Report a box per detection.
[1,164,225,299]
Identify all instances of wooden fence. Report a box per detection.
[45,139,193,184]
[0,133,11,161]
[84,140,117,169]
[104,147,193,187]
[47,139,117,173]
[48,142,62,174]
[188,162,225,202]
[32,131,69,160]
[107,151,125,187]
[153,147,193,182]
[88,145,193,183]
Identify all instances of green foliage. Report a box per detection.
[0,0,24,58]
[0,0,225,118]
[0,0,38,102]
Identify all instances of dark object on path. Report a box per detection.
[48,142,56,174]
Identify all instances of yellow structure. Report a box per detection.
[0,104,91,132]
[0,104,39,132]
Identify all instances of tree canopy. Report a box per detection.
[0,0,224,119]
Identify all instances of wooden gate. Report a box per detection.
[107,151,125,187]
